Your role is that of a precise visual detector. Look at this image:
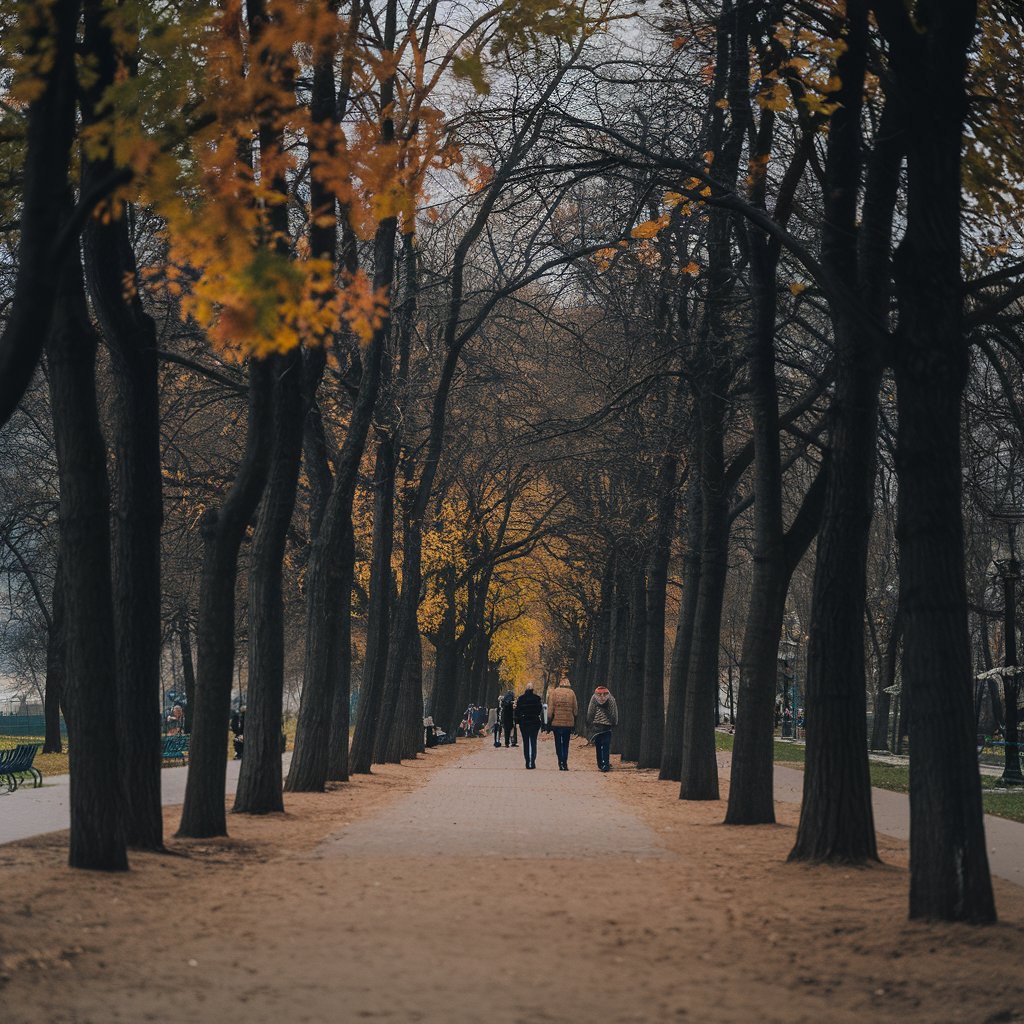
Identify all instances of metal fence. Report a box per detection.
[0,713,67,737]
[0,698,65,736]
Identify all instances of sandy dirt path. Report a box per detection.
[3,734,1024,1024]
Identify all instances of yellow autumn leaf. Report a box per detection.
[631,215,669,239]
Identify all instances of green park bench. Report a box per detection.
[161,734,190,765]
[0,743,43,791]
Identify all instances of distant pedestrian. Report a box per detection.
[491,708,502,748]
[500,690,517,747]
[473,705,488,735]
[586,686,618,772]
[514,683,544,769]
[230,707,245,761]
[547,676,578,771]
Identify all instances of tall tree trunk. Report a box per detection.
[0,0,81,425]
[232,0,306,813]
[870,609,901,751]
[791,1,882,863]
[378,342,478,763]
[286,216,394,791]
[325,521,355,782]
[429,575,460,730]
[177,607,197,734]
[661,474,701,781]
[373,234,420,763]
[723,193,789,823]
[395,630,419,761]
[790,354,880,858]
[620,561,647,763]
[680,386,728,801]
[286,0,388,794]
[49,246,126,871]
[721,91,821,824]
[879,0,994,922]
[678,0,748,800]
[177,360,274,837]
[608,561,630,756]
[376,540,434,763]
[43,558,66,754]
[88,221,164,850]
[79,0,165,852]
[589,557,615,698]
[234,349,305,813]
[638,413,684,769]
[350,436,397,771]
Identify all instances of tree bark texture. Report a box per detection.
[429,574,460,731]
[680,386,728,801]
[0,0,82,426]
[43,558,66,754]
[870,610,901,751]
[177,360,274,837]
[48,250,127,871]
[177,608,197,734]
[608,561,630,756]
[350,436,397,772]
[81,0,166,854]
[661,475,702,781]
[235,349,305,813]
[620,560,647,763]
[637,461,679,769]
[791,1,880,863]
[286,218,393,792]
[881,0,995,922]
[677,0,748,800]
[378,521,428,763]
[325,521,355,782]
[724,212,787,824]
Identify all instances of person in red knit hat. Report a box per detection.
[586,686,619,772]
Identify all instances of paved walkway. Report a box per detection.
[317,738,663,860]
[769,761,1024,887]
[3,743,1022,888]
[0,756,288,845]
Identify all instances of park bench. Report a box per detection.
[0,743,43,791]
[161,734,189,765]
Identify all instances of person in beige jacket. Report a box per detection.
[547,677,578,771]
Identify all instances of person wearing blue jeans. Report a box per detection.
[547,676,578,771]
[514,682,544,769]
[586,686,619,772]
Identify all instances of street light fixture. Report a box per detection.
[985,441,1024,786]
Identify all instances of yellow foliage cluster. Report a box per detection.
[964,7,1024,225]
[763,22,848,117]
[417,496,474,636]
[63,0,465,358]
[630,214,669,239]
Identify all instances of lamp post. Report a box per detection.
[981,437,1024,786]
[995,523,1023,786]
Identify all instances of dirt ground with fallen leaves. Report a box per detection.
[2,737,1023,1024]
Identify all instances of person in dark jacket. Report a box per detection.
[230,707,245,760]
[514,683,544,769]
[586,686,618,772]
[500,690,517,747]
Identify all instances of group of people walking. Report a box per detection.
[493,678,619,772]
